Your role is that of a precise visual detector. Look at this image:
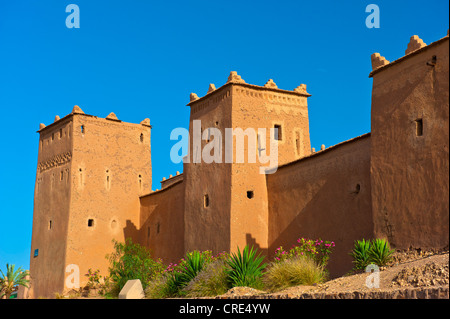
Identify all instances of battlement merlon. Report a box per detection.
[369,31,449,78]
[187,71,311,107]
[37,105,152,133]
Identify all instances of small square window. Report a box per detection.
[88,219,94,227]
[34,249,39,258]
[247,191,254,199]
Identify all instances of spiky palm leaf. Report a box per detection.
[226,245,266,288]
[349,239,372,271]
[179,250,207,287]
[0,264,29,299]
[368,238,394,267]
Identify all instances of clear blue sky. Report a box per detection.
[0,0,448,274]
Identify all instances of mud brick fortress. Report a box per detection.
[28,32,449,298]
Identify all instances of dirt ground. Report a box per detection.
[72,250,449,299]
[218,250,449,299]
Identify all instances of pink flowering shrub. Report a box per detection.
[85,268,101,288]
[274,237,335,267]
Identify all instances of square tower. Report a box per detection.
[29,106,152,298]
[184,72,311,256]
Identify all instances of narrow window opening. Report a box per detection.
[156,222,160,234]
[415,118,423,136]
[355,184,361,194]
[106,170,110,190]
[79,168,83,187]
[60,129,63,139]
[52,133,55,141]
[88,219,94,227]
[147,226,150,238]
[60,171,64,181]
[81,125,85,134]
[48,220,52,230]
[247,191,254,199]
[295,131,301,156]
[138,174,142,190]
[34,249,39,258]
[204,194,209,208]
[140,133,144,143]
[274,124,282,140]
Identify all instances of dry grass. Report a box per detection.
[263,256,327,292]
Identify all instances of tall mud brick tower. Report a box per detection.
[184,72,312,256]
[29,106,152,298]
[369,34,449,250]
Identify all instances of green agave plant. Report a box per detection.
[349,239,372,271]
[226,245,267,288]
[179,250,209,287]
[368,238,395,267]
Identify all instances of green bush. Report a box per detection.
[146,250,226,298]
[145,274,174,299]
[182,259,230,297]
[226,245,267,289]
[178,250,211,287]
[106,238,164,294]
[274,237,335,267]
[350,238,395,271]
[263,256,326,292]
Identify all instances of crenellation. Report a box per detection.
[207,83,216,93]
[405,35,427,55]
[371,53,390,70]
[105,112,120,121]
[71,105,84,114]
[140,118,151,127]
[294,84,308,94]
[190,93,199,102]
[227,71,245,84]
[264,79,278,89]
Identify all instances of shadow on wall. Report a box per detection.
[123,219,140,243]
[268,174,374,279]
[246,233,268,260]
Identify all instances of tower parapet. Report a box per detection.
[184,71,312,256]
